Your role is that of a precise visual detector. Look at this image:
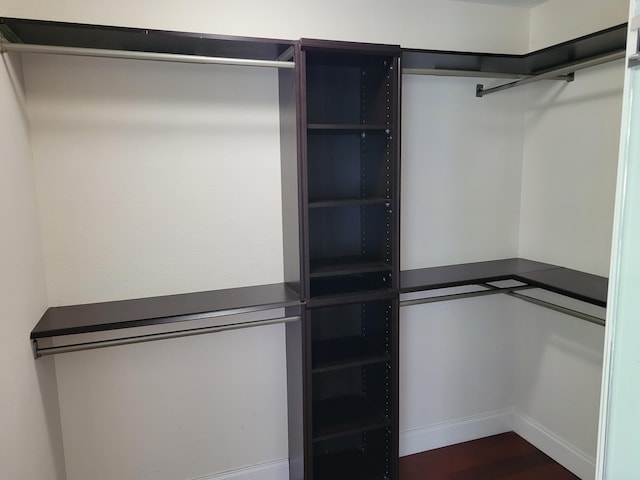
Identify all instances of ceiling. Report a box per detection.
[452,0,549,7]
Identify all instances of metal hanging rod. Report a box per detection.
[402,67,573,81]
[0,41,296,69]
[33,315,301,358]
[507,292,605,326]
[399,284,535,307]
[476,50,625,97]
[401,282,605,326]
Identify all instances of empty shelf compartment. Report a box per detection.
[313,427,392,480]
[305,51,395,126]
[307,130,393,202]
[312,394,390,441]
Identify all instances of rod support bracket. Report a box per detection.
[32,339,41,359]
[566,72,575,83]
[476,84,484,98]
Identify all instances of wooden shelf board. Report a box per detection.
[313,394,389,441]
[307,124,390,131]
[310,257,392,278]
[314,448,388,480]
[308,197,390,208]
[402,23,627,76]
[312,336,390,373]
[31,283,302,339]
[400,258,608,307]
[0,17,294,61]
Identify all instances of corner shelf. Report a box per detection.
[401,23,627,77]
[400,257,608,309]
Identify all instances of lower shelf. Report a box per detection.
[310,271,392,297]
[312,336,390,373]
[309,257,391,278]
[313,394,389,441]
[314,448,389,480]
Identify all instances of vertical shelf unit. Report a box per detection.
[300,40,401,300]
[284,39,401,480]
[309,295,398,480]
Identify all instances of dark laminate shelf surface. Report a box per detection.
[400,258,608,307]
[300,38,401,55]
[402,23,627,76]
[306,289,397,308]
[515,268,608,308]
[308,197,390,208]
[312,336,390,373]
[309,257,392,278]
[314,449,386,480]
[31,283,302,339]
[1,18,624,76]
[307,124,391,131]
[0,17,294,61]
[400,258,556,292]
[313,394,389,441]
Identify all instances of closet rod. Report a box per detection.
[476,50,625,97]
[402,67,572,81]
[33,315,301,358]
[402,282,605,326]
[400,284,535,307]
[0,41,296,69]
[507,292,605,326]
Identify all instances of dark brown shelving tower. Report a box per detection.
[282,39,401,480]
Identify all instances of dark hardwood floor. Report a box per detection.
[399,432,580,480]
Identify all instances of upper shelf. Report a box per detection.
[402,23,627,77]
[0,17,295,61]
[1,18,626,78]
[400,258,608,308]
[31,283,302,339]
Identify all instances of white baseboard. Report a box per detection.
[399,408,514,456]
[512,408,596,480]
[187,459,289,480]
[186,409,594,480]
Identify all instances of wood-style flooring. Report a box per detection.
[399,432,580,480]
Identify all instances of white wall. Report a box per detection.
[0,0,530,53]
[518,60,624,276]
[399,74,525,456]
[511,293,606,479]
[25,54,284,305]
[400,292,515,455]
[529,0,629,51]
[53,320,288,480]
[400,12,623,475]
[21,53,288,479]
[0,53,66,480]
[401,74,525,270]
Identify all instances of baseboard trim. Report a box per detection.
[186,459,289,480]
[512,408,596,480]
[399,408,513,457]
[186,410,594,480]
